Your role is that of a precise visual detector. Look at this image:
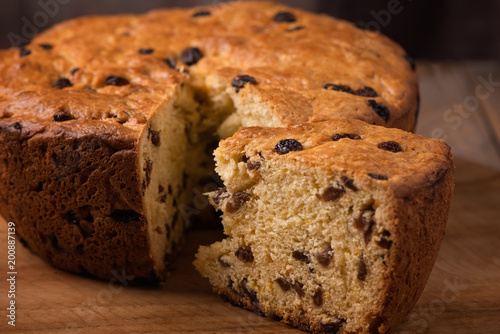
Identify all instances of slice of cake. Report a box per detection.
[0,1,419,281]
[195,119,454,333]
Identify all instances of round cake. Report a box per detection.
[0,2,419,282]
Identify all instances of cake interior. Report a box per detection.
[194,149,394,333]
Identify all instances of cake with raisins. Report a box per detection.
[0,1,418,281]
[195,119,454,333]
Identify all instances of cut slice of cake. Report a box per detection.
[195,119,454,333]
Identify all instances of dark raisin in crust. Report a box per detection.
[274,139,303,155]
[378,141,402,153]
[367,100,390,122]
[273,11,297,22]
[181,47,203,66]
[231,75,257,93]
[355,86,378,97]
[105,76,130,86]
[332,133,361,141]
[39,43,53,50]
[164,58,176,69]
[324,84,354,94]
[53,111,75,122]
[19,47,31,58]
[192,10,211,17]
[138,48,155,54]
[368,173,389,180]
[54,78,73,89]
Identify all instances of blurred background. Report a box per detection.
[1,0,500,59]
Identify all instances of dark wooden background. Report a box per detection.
[1,0,499,59]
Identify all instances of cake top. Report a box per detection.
[0,1,418,133]
[216,118,453,198]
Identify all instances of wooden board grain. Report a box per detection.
[1,157,500,334]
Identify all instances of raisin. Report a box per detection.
[164,58,176,69]
[358,256,368,281]
[218,256,231,268]
[40,43,53,50]
[321,319,346,333]
[19,47,31,58]
[353,211,376,244]
[247,161,261,171]
[53,111,75,122]
[367,99,390,122]
[376,230,393,249]
[364,220,375,244]
[288,26,305,32]
[368,173,388,180]
[149,128,160,147]
[274,139,303,155]
[160,194,167,203]
[192,10,211,17]
[212,187,228,205]
[235,247,254,263]
[110,210,143,222]
[105,76,130,86]
[226,191,251,214]
[275,277,291,291]
[355,86,378,97]
[71,67,80,75]
[138,48,154,54]
[292,280,305,298]
[231,75,257,93]
[143,159,153,188]
[378,141,402,153]
[324,83,354,94]
[241,278,259,308]
[158,185,165,194]
[313,286,323,306]
[332,133,361,141]
[273,11,297,22]
[292,250,310,263]
[404,54,416,70]
[181,47,203,66]
[316,184,345,202]
[341,176,358,192]
[316,246,333,267]
[54,78,73,89]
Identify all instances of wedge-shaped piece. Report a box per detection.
[195,119,454,333]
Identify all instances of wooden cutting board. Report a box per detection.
[1,157,500,334]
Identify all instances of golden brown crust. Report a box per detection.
[0,1,417,131]
[216,118,452,198]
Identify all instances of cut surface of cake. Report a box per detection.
[194,119,454,333]
[0,1,418,281]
